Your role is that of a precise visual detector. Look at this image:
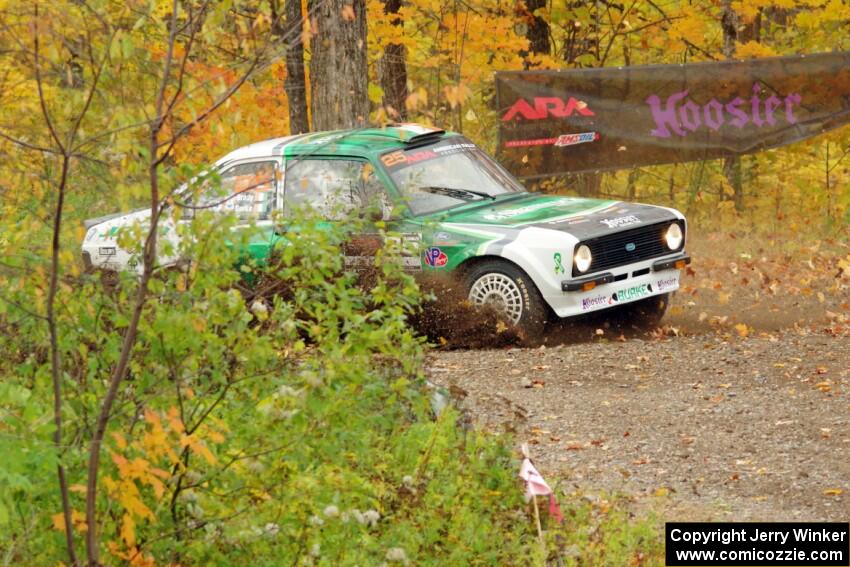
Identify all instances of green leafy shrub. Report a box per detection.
[0,209,542,565]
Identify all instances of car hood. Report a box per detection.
[436,193,679,240]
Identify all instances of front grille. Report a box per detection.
[572,220,684,276]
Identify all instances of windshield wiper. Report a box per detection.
[421,186,496,201]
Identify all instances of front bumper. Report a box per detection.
[545,252,689,319]
[561,253,691,292]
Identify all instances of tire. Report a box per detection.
[613,292,670,329]
[464,259,548,340]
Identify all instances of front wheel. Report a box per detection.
[465,260,548,340]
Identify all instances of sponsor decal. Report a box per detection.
[433,143,476,154]
[380,149,437,168]
[432,231,461,246]
[380,137,475,170]
[647,84,801,139]
[501,97,595,121]
[424,246,448,268]
[504,137,559,148]
[504,132,600,148]
[599,215,641,229]
[482,201,564,221]
[553,252,566,275]
[655,276,679,292]
[581,294,609,311]
[610,283,653,303]
[555,132,600,147]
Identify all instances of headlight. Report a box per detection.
[574,244,592,273]
[665,223,683,250]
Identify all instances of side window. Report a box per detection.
[284,159,391,220]
[198,161,277,220]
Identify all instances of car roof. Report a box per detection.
[215,124,457,165]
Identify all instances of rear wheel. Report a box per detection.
[465,260,547,340]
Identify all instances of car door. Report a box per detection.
[282,156,421,270]
[190,158,284,263]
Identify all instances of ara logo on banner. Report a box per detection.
[501,97,595,121]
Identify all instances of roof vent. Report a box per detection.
[381,123,446,144]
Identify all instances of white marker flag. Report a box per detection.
[519,457,564,523]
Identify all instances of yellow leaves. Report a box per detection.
[824,488,843,496]
[838,255,850,280]
[121,513,137,548]
[730,0,763,23]
[181,433,217,464]
[141,408,179,464]
[52,510,88,534]
[734,41,777,59]
[666,7,708,48]
[405,87,428,111]
[166,407,185,434]
[117,480,155,522]
[734,323,750,337]
[112,432,127,450]
[443,83,472,109]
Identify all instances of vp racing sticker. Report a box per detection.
[424,247,448,268]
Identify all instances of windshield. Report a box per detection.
[381,136,525,216]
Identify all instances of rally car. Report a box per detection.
[82,124,690,336]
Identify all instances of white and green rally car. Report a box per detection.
[82,123,690,336]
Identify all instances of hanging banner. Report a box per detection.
[495,52,850,178]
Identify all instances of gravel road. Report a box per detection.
[427,234,850,522]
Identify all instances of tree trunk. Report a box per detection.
[523,0,550,65]
[721,0,744,211]
[309,0,369,130]
[377,0,407,120]
[274,0,310,133]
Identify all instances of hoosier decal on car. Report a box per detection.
[610,283,653,302]
[581,294,609,311]
[599,215,641,228]
[424,247,448,267]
